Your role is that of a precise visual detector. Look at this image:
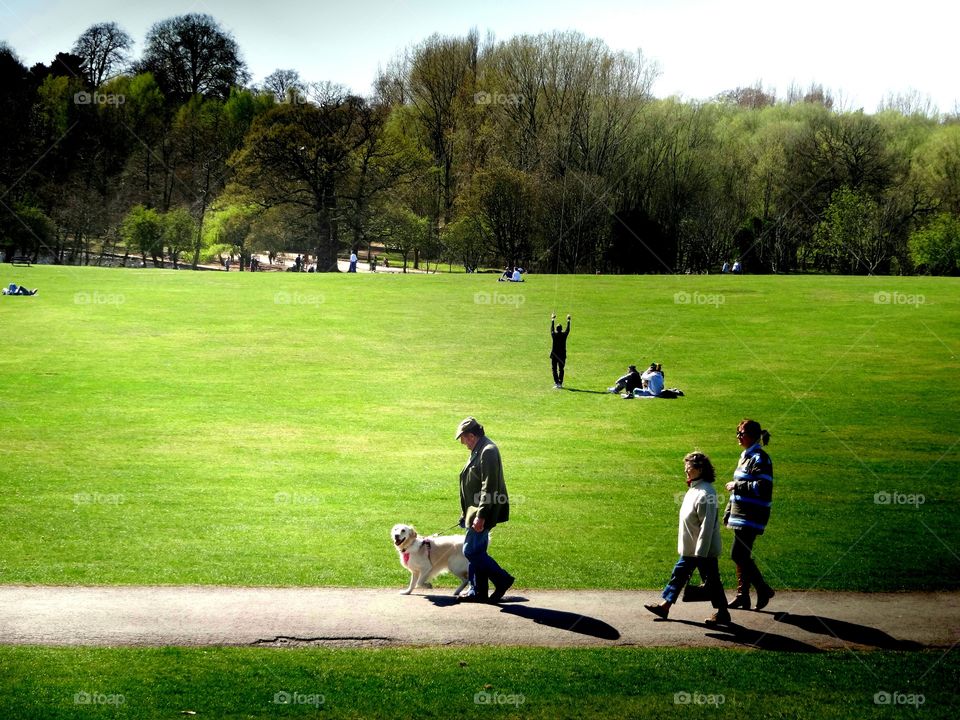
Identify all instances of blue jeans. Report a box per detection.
[662,555,727,609]
[463,528,510,598]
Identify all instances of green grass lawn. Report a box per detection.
[2,646,955,719]
[0,267,957,591]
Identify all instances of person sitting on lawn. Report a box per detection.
[3,283,37,296]
[638,363,665,395]
[608,365,642,394]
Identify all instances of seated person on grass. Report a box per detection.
[608,365,642,394]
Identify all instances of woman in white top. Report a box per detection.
[644,452,731,625]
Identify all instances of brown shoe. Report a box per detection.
[704,609,732,625]
[755,586,775,610]
[644,603,669,619]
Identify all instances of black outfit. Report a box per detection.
[550,318,570,386]
[614,369,642,393]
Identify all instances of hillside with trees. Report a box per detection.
[2,16,958,274]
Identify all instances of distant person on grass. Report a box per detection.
[625,363,665,397]
[455,416,514,603]
[724,419,775,611]
[645,451,731,625]
[3,283,37,296]
[608,365,642,394]
[550,312,571,389]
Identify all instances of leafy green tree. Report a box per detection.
[229,91,380,271]
[161,208,196,267]
[813,186,893,274]
[909,213,960,275]
[120,205,163,266]
[0,203,55,262]
[371,203,429,272]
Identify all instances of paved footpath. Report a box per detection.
[0,586,956,651]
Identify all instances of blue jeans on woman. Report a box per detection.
[662,555,727,609]
[463,528,510,598]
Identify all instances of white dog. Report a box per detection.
[391,523,469,596]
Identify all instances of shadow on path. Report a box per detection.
[423,595,618,640]
[771,612,924,650]
[667,619,822,653]
[499,604,621,640]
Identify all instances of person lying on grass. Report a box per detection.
[2,283,37,296]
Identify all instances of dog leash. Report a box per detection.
[427,522,464,538]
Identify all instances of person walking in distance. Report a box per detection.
[455,417,514,603]
[724,419,775,610]
[550,313,571,389]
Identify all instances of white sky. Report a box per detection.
[2,0,956,113]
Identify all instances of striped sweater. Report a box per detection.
[723,443,773,534]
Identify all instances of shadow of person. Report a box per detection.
[669,619,822,653]
[498,604,621,640]
[771,612,924,650]
[421,595,530,608]
[421,595,463,608]
[562,387,610,395]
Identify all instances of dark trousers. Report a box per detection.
[551,354,566,385]
[662,556,727,609]
[731,528,770,594]
[463,528,510,598]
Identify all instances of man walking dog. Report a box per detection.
[455,417,514,603]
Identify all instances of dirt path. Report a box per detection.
[1,586,955,651]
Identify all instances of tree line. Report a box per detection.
[2,16,958,274]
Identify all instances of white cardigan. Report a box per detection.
[678,479,723,557]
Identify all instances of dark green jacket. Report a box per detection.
[459,436,510,529]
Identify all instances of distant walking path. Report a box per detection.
[1,586,955,651]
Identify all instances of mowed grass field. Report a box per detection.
[0,267,958,591]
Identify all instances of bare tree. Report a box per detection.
[261,68,305,104]
[72,22,132,87]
